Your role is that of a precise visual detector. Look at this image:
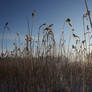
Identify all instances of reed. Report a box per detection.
[0,0,92,91]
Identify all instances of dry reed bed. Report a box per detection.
[0,58,92,92]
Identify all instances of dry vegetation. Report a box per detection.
[0,57,92,92]
[0,0,92,92]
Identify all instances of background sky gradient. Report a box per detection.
[0,0,92,52]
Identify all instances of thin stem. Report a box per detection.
[83,16,87,52]
[37,28,40,57]
[84,0,92,28]
[2,29,5,57]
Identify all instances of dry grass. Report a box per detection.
[0,57,91,91]
[0,0,92,92]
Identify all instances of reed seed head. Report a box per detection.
[48,24,54,27]
[66,18,71,22]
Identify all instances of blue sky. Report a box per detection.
[0,0,92,52]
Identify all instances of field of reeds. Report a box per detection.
[0,57,92,92]
[0,0,92,92]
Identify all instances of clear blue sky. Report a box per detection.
[0,0,92,52]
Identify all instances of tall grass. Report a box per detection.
[0,0,92,91]
[0,58,92,91]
